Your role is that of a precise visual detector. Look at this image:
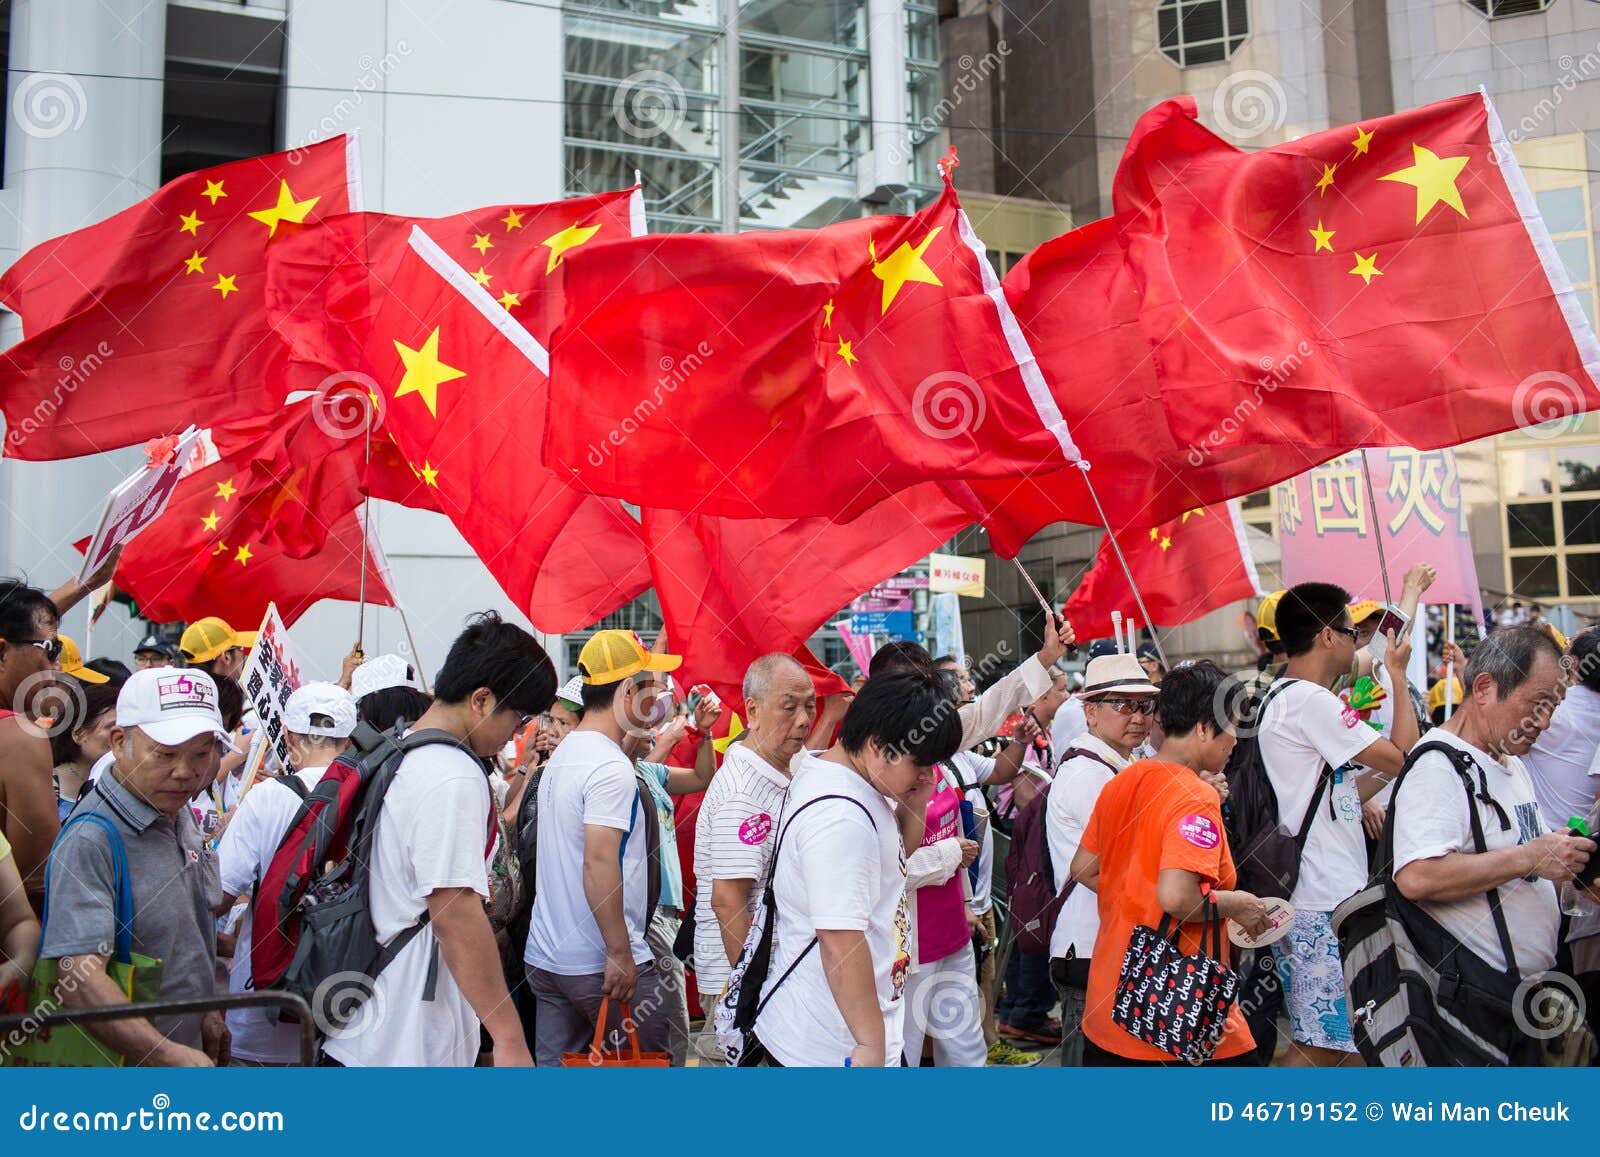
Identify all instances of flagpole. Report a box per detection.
[1444,605,1456,722]
[1360,450,1395,608]
[1078,465,1168,669]
[395,599,432,695]
[356,409,373,650]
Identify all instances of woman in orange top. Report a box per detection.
[1070,661,1272,1065]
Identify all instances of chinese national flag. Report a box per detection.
[0,137,360,460]
[104,429,393,628]
[1061,500,1261,640]
[640,481,970,709]
[348,227,649,632]
[546,179,1078,521]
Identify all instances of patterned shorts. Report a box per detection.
[1272,909,1356,1052]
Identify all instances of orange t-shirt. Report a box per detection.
[1078,758,1253,1062]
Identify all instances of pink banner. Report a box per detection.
[1277,447,1483,620]
[833,618,874,675]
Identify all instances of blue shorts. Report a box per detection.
[1272,909,1356,1052]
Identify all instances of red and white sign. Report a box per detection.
[77,426,203,582]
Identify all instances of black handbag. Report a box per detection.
[1111,895,1241,1062]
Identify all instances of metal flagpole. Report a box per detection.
[1359,450,1395,607]
[1078,465,1168,668]
[356,411,373,650]
[1110,610,1124,653]
[1444,606,1457,721]
[1009,556,1079,667]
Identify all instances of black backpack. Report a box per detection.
[1222,678,1335,899]
[1332,739,1577,1066]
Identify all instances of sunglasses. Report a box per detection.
[11,636,62,663]
[1098,697,1156,717]
[1328,624,1359,642]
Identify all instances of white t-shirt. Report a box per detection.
[1524,685,1600,831]
[948,752,997,915]
[691,742,791,998]
[322,741,493,1068]
[1258,679,1377,911]
[1046,735,1131,960]
[1392,728,1559,974]
[1051,698,1087,757]
[216,767,327,1063]
[524,730,652,975]
[754,753,908,1067]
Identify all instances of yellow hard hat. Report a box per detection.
[1257,589,1287,643]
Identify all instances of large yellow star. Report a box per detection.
[201,179,227,205]
[420,461,439,487]
[540,223,600,274]
[1308,220,1335,252]
[871,227,943,314]
[212,273,239,300]
[200,510,220,532]
[1351,126,1374,156]
[1378,143,1469,225]
[179,211,204,235]
[248,180,321,238]
[1349,252,1383,286]
[498,290,522,310]
[392,327,466,418]
[822,299,835,328]
[471,232,494,255]
[472,267,492,286]
[837,338,858,367]
[1314,162,1337,197]
[215,479,237,501]
[501,208,524,231]
[183,251,207,275]
[234,544,253,566]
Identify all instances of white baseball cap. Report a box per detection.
[350,654,420,703]
[116,668,232,748]
[284,681,358,739]
[555,675,584,710]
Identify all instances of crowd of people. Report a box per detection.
[2,559,1599,1069]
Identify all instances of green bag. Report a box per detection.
[5,812,164,1067]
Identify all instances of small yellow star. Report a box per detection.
[1149,527,1160,541]
[836,338,858,367]
[183,251,207,275]
[420,461,439,487]
[539,223,600,274]
[215,479,237,501]
[822,299,835,328]
[212,540,228,557]
[472,267,492,286]
[1349,252,1383,286]
[471,232,494,255]
[501,208,524,231]
[1308,220,1335,252]
[1159,536,1172,551]
[1314,162,1337,197]
[201,179,227,205]
[200,510,220,532]
[179,211,204,235]
[1351,126,1374,156]
[211,273,239,300]
[497,290,521,310]
[248,180,320,238]
[234,544,253,566]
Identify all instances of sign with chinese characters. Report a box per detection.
[851,595,913,614]
[850,609,917,638]
[929,553,986,597]
[1278,448,1481,612]
[877,575,930,592]
[239,603,304,779]
[77,426,203,582]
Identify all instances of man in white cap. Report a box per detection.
[215,682,358,1064]
[1044,652,1158,1065]
[40,668,236,1065]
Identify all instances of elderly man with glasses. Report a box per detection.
[1043,652,1159,1065]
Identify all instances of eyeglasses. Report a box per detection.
[11,637,62,662]
[1328,624,1360,642]
[1098,697,1156,717]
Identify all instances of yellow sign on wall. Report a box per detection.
[929,553,986,597]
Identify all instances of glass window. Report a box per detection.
[1511,555,1560,598]
[1536,187,1587,235]
[1241,490,1271,510]
[1507,502,1556,548]
[1465,0,1555,19]
[1555,236,1593,286]
[1558,446,1600,493]
[1565,499,1600,546]
[743,1,865,49]
[565,19,718,93]
[907,3,939,63]
[1156,0,1250,67]
[1502,448,1552,497]
[566,0,720,28]
[567,146,720,225]
[565,78,719,154]
[1568,553,1600,599]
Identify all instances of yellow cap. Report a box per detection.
[578,629,682,686]
[179,617,258,664]
[1257,589,1287,642]
[1546,622,1570,651]
[1348,600,1382,625]
[56,635,108,684]
[1428,676,1464,712]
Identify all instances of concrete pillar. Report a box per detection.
[0,0,164,642]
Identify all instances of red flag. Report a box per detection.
[547,180,1077,521]
[103,428,392,628]
[328,225,648,631]
[0,137,360,460]
[641,482,970,710]
[1062,500,1261,640]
